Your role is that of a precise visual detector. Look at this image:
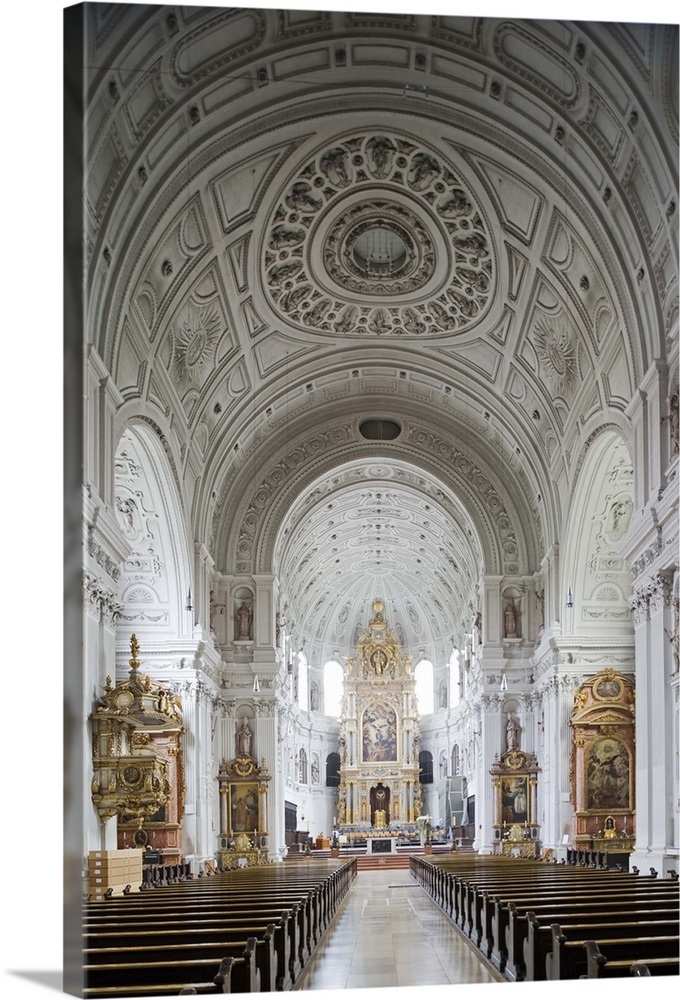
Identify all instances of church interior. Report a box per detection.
[64,2,679,996]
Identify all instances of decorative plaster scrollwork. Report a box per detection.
[84,573,124,626]
[648,572,673,614]
[262,131,495,338]
[87,529,121,582]
[628,589,649,628]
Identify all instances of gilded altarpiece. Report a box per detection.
[91,636,185,863]
[490,749,541,857]
[569,669,636,850]
[216,755,270,867]
[337,601,421,832]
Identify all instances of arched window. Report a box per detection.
[325,752,341,787]
[419,749,434,784]
[414,659,434,715]
[451,744,460,776]
[297,652,308,711]
[449,649,461,708]
[299,747,308,784]
[323,660,344,717]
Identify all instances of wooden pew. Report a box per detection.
[85,923,279,993]
[84,945,254,997]
[505,886,679,980]
[83,857,357,995]
[507,898,679,981]
[489,879,678,978]
[410,854,679,985]
[85,910,295,990]
[548,927,680,980]
[629,957,680,977]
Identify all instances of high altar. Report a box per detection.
[336,600,422,838]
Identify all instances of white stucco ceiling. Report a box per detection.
[84,7,678,662]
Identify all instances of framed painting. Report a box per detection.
[362,702,398,762]
[230,782,259,833]
[500,774,529,824]
[586,737,631,811]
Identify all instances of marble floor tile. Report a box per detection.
[295,870,501,991]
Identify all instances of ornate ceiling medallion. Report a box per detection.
[262,132,495,338]
[532,316,579,391]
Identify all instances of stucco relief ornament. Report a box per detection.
[532,318,578,391]
[172,307,222,387]
[262,131,495,338]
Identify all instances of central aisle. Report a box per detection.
[295,869,503,991]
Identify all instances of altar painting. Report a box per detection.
[362,702,397,762]
[230,782,258,832]
[586,737,630,811]
[501,775,528,824]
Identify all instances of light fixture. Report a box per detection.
[566,586,574,609]
[500,672,508,691]
[252,674,260,694]
[186,588,193,612]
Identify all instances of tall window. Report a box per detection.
[449,649,461,708]
[325,752,341,787]
[297,651,309,711]
[451,744,460,776]
[414,658,434,715]
[419,749,434,784]
[323,659,344,717]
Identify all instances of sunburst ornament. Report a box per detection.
[533,317,578,390]
[173,307,221,386]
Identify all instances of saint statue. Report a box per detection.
[670,392,679,458]
[236,716,253,757]
[236,601,252,640]
[506,713,520,751]
[504,600,518,638]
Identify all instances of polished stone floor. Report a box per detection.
[296,870,503,992]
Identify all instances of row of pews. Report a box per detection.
[83,857,357,996]
[410,854,679,981]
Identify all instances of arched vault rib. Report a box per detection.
[272,459,483,663]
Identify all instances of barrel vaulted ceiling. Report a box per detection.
[85,6,679,662]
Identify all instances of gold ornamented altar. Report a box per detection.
[90,635,185,863]
[216,754,270,866]
[336,600,421,835]
[569,668,635,851]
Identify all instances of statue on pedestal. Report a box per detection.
[506,713,520,752]
[236,716,253,757]
[236,602,252,640]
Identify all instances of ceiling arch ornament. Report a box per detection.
[211,409,538,584]
[86,13,675,384]
[261,129,497,338]
[560,432,634,637]
[98,90,651,382]
[271,461,484,660]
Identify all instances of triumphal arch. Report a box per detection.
[336,601,422,845]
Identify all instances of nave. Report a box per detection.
[296,869,500,991]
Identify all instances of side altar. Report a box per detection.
[216,722,270,867]
[336,600,422,840]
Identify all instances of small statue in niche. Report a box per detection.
[275,612,285,648]
[310,683,319,712]
[311,759,319,784]
[236,601,252,640]
[236,716,253,757]
[473,611,482,646]
[536,590,545,631]
[504,600,518,639]
[670,392,679,458]
[670,597,680,675]
[506,713,520,751]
